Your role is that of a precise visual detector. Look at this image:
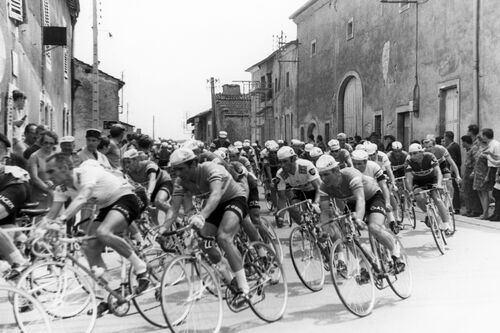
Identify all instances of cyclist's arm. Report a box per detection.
[146,172,157,198]
[159,194,183,233]
[199,179,224,220]
[377,179,391,206]
[351,186,366,222]
[47,202,64,220]
[311,178,322,205]
[445,154,461,179]
[385,164,396,185]
[405,172,414,191]
[345,155,353,168]
[433,165,443,187]
[28,156,50,193]
[276,190,287,218]
[59,186,93,220]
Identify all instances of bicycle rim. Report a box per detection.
[6,285,53,333]
[428,209,446,254]
[410,204,417,229]
[260,219,284,263]
[130,247,173,328]
[245,242,288,323]
[16,261,97,333]
[289,227,325,292]
[161,256,223,333]
[329,240,375,317]
[386,238,413,299]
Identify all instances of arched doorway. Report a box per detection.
[306,122,317,142]
[338,72,363,137]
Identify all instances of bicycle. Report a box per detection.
[329,210,412,317]
[439,178,457,235]
[415,188,449,255]
[276,199,332,292]
[393,177,417,230]
[160,223,287,332]
[17,220,171,332]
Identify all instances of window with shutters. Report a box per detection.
[63,47,69,79]
[42,0,51,65]
[8,0,24,22]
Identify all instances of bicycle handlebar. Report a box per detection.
[275,199,312,217]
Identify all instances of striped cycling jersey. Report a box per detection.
[405,152,439,178]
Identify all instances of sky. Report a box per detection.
[74,0,307,140]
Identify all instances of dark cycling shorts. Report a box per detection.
[206,196,248,228]
[290,189,316,202]
[95,194,141,224]
[413,175,438,189]
[347,191,386,221]
[0,183,31,226]
[151,180,173,203]
[247,178,260,209]
[439,161,451,176]
[270,166,279,178]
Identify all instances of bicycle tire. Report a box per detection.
[259,217,284,263]
[329,239,375,317]
[386,238,413,299]
[129,247,173,328]
[161,256,223,333]
[409,203,417,229]
[244,241,288,323]
[16,261,97,333]
[428,208,446,254]
[289,226,325,292]
[5,285,53,333]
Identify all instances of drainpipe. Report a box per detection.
[473,0,480,127]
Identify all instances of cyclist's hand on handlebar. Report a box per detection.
[311,202,321,214]
[354,217,366,230]
[188,214,205,230]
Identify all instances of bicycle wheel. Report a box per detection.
[329,240,375,317]
[4,285,53,333]
[244,241,288,323]
[259,217,283,263]
[428,208,446,255]
[408,201,417,229]
[289,226,325,292]
[386,238,413,299]
[16,261,97,333]
[129,247,173,328]
[161,256,223,333]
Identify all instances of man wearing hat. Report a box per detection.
[107,124,126,170]
[212,130,231,149]
[78,129,112,169]
[60,136,82,167]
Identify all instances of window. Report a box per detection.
[346,18,354,40]
[286,72,290,88]
[63,47,69,79]
[300,126,305,142]
[311,40,316,56]
[8,0,23,22]
[42,0,51,65]
[274,78,278,93]
[374,114,382,137]
[399,2,410,12]
[325,123,330,143]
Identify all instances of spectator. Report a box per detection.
[59,136,81,167]
[97,136,111,155]
[307,134,315,145]
[11,90,27,156]
[78,128,112,169]
[0,133,26,169]
[461,135,482,217]
[28,130,58,209]
[480,128,500,220]
[107,123,126,169]
[383,135,396,152]
[337,133,353,153]
[23,124,48,160]
[316,135,326,152]
[473,129,494,219]
[212,131,231,149]
[443,131,462,213]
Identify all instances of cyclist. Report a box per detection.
[327,139,353,169]
[0,163,31,280]
[260,140,280,209]
[158,148,251,298]
[45,154,151,293]
[316,154,404,269]
[387,141,408,179]
[309,147,323,164]
[337,133,354,153]
[228,146,254,175]
[275,146,322,227]
[405,143,453,235]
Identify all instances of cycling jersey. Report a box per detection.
[127,160,171,188]
[425,145,450,174]
[171,161,246,204]
[276,158,320,192]
[388,150,408,178]
[405,152,439,187]
[0,166,31,225]
[320,167,381,201]
[361,160,386,182]
[373,151,391,170]
[53,160,134,208]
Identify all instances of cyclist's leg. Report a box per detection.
[430,190,451,228]
[366,193,397,256]
[443,173,453,206]
[241,215,261,242]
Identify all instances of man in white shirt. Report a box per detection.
[78,129,112,169]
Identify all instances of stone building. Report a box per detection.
[0,0,79,139]
[246,40,298,144]
[72,58,125,147]
[188,84,251,143]
[290,0,500,148]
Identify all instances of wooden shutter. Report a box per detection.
[8,0,23,22]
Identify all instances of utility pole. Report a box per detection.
[209,77,217,140]
[92,0,99,129]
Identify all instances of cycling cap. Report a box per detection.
[161,142,169,148]
[182,140,199,151]
[123,149,139,159]
[233,141,243,149]
[351,150,369,161]
[196,141,205,149]
[315,154,339,172]
[337,133,347,140]
[290,139,301,146]
[327,139,340,151]
[310,147,323,158]
[355,144,366,151]
[219,131,228,138]
[60,136,75,144]
[304,143,314,152]
[251,142,258,147]
[277,139,284,144]
[227,146,239,155]
[266,140,279,152]
[365,142,378,155]
[277,146,296,160]
[392,141,403,150]
[243,139,250,143]
[408,143,424,153]
[242,141,250,147]
[213,149,227,160]
[170,148,197,166]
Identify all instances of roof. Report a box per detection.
[187,109,212,124]
[216,94,251,115]
[289,0,322,20]
[73,58,125,88]
[245,40,298,72]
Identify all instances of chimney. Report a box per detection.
[222,84,241,96]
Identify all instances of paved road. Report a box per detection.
[35,209,500,333]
